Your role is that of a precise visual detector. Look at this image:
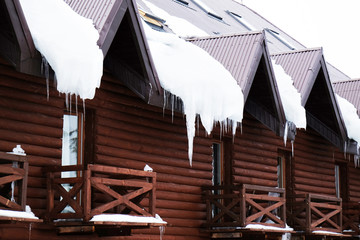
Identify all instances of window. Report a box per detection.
[277,157,285,188]
[212,143,222,187]
[265,28,295,50]
[61,113,84,177]
[226,11,254,31]
[191,0,223,21]
[335,163,348,200]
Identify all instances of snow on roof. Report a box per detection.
[142,21,244,165]
[19,0,103,100]
[90,214,166,224]
[142,0,208,38]
[336,94,360,149]
[0,206,39,220]
[271,59,306,129]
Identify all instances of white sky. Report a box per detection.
[242,0,360,79]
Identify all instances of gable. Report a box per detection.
[189,33,285,135]
[245,56,284,135]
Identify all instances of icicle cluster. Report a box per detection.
[142,21,244,165]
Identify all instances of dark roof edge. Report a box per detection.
[319,55,348,146]
[261,31,286,135]
[271,47,322,57]
[127,0,162,100]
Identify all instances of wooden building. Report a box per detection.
[0,0,359,240]
[273,48,360,238]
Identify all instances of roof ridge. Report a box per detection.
[186,30,262,41]
[333,78,360,84]
[271,47,323,56]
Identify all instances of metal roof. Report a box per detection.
[272,48,323,105]
[189,31,286,136]
[0,0,161,101]
[135,0,350,82]
[188,32,264,96]
[333,79,360,117]
[272,48,348,149]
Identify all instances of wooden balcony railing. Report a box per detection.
[46,164,157,223]
[203,184,286,229]
[0,152,28,211]
[342,201,360,234]
[288,193,342,233]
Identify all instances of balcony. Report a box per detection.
[343,201,360,235]
[46,164,165,234]
[287,193,342,234]
[202,184,287,237]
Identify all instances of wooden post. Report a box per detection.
[46,171,54,222]
[305,194,311,233]
[20,161,28,211]
[239,184,246,227]
[83,168,91,222]
[149,172,156,216]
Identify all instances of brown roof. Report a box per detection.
[189,32,266,99]
[0,0,161,101]
[333,79,360,117]
[188,31,286,136]
[271,48,323,106]
[272,48,348,149]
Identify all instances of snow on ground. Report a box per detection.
[336,94,360,151]
[0,206,39,220]
[271,59,307,129]
[142,21,244,165]
[19,0,103,100]
[312,230,342,235]
[142,0,208,37]
[90,214,166,224]
[245,223,293,231]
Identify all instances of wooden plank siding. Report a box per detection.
[0,57,212,239]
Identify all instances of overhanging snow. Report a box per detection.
[19,0,103,100]
[142,21,244,165]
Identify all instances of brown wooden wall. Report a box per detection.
[1,56,359,239]
[291,129,337,196]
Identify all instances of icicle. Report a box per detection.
[283,121,289,147]
[185,110,196,166]
[69,94,72,113]
[41,55,50,101]
[291,140,294,157]
[65,93,69,110]
[196,115,200,135]
[162,91,167,116]
[28,222,32,240]
[147,82,153,104]
[159,225,165,240]
[344,142,347,159]
[354,155,359,168]
[239,122,242,134]
[75,95,78,115]
[11,161,18,202]
[82,99,86,121]
[171,94,174,123]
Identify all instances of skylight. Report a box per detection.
[173,0,189,6]
[265,28,295,50]
[226,11,254,31]
[190,0,223,21]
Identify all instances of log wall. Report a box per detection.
[291,129,337,196]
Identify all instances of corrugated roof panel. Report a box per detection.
[188,32,263,91]
[64,0,117,32]
[333,79,360,115]
[272,48,322,99]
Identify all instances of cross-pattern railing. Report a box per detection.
[203,184,286,229]
[0,152,28,211]
[342,201,360,234]
[288,193,342,233]
[46,164,156,223]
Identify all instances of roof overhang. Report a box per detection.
[0,0,161,102]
